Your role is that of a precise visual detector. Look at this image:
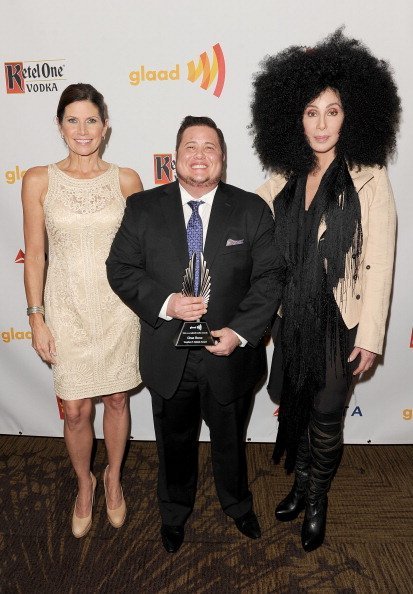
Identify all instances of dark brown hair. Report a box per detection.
[56,83,108,123]
[176,115,226,154]
[251,28,401,176]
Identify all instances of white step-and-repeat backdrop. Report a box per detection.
[1,0,411,443]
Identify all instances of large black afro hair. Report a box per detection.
[251,28,401,177]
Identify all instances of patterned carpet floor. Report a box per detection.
[0,436,412,594]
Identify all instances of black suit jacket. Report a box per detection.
[106,180,282,404]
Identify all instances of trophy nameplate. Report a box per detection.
[174,253,215,347]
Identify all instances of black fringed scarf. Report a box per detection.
[272,157,362,471]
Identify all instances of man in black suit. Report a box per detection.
[107,116,281,552]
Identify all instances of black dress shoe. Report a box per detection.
[160,524,185,553]
[234,511,261,539]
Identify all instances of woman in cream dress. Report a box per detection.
[22,84,142,537]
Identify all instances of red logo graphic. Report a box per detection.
[4,62,25,93]
[187,43,226,98]
[154,153,176,185]
[410,329,413,348]
[56,396,65,420]
[15,249,25,263]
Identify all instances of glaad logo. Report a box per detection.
[129,44,226,98]
[187,43,226,98]
[154,153,176,185]
[129,65,179,86]
[15,249,25,263]
[4,59,66,94]
[1,327,32,343]
[5,165,26,184]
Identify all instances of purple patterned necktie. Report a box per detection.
[187,200,204,296]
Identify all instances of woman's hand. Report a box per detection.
[349,347,377,375]
[30,318,57,364]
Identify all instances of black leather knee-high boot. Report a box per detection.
[275,430,311,521]
[301,409,343,552]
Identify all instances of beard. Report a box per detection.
[176,169,221,189]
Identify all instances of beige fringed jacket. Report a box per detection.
[256,165,396,355]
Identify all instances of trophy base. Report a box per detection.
[174,320,215,348]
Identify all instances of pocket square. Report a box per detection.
[226,238,244,246]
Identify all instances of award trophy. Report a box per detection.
[174,253,215,347]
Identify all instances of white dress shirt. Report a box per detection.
[158,183,246,346]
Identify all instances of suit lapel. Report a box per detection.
[350,166,375,192]
[160,181,189,269]
[160,181,236,271]
[317,166,375,240]
[204,182,235,269]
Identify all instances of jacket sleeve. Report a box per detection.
[228,201,285,346]
[106,198,171,328]
[355,167,397,354]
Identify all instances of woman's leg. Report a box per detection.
[102,392,130,509]
[301,325,358,551]
[275,428,311,521]
[63,398,94,517]
[301,407,344,551]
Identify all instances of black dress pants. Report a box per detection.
[150,350,253,526]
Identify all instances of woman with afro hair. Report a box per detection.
[251,29,401,552]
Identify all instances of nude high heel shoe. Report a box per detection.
[104,465,127,528]
[72,472,96,538]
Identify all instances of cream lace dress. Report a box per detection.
[43,163,141,400]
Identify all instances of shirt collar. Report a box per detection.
[179,183,218,206]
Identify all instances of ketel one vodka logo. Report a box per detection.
[153,154,176,185]
[4,59,66,94]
